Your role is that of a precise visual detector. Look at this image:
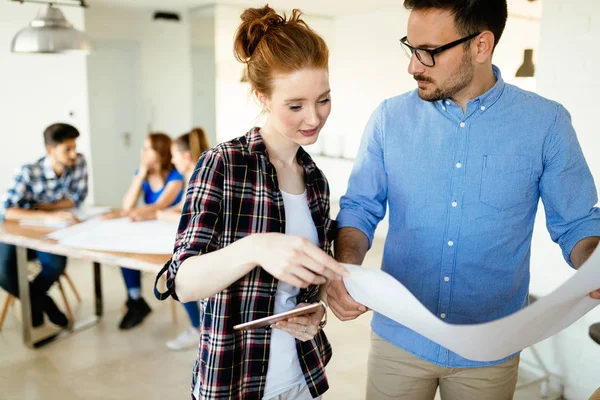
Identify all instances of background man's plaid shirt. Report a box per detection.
[0,154,88,220]
[160,128,335,400]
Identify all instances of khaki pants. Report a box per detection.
[367,332,520,400]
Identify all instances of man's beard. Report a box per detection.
[415,51,474,102]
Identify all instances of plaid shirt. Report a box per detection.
[158,128,335,400]
[0,154,88,221]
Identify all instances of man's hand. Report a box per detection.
[45,210,79,225]
[326,279,368,321]
[571,236,600,299]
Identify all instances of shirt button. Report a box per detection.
[445,100,450,105]
[455,162,462,169]
[481,106,486,111]
[442,106,446,111]
[444,277,450,282]
[441,313,447,319]
[451,201,458,208]
[448,240,454,247]
[459,122,465,128]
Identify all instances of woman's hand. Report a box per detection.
[137,160,150,179]
[100,210,127,220]
[272,302,326,342]
[156,209,180,222]
[129,207,157,222]
[250,233,348,288]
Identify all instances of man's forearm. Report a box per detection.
[35,198,75,211]
[334,227,370,265]
[4,208,50,222]
[571,236,600,269]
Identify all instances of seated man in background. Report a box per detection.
[0,123,88,328]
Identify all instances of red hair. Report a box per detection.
[233,5,329,97]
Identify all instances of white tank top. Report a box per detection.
[263,189,319,398]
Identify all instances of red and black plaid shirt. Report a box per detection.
[156,128,335,399]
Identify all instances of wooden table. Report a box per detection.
[0,221,170,349]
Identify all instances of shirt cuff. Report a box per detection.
[336,208,375,249]
[560,225,600,268]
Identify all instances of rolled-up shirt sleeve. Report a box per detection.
[0,166,32,221]
[540,104,600,267]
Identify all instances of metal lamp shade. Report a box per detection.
[11,4,93,54]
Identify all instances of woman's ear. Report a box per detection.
[256,90,270,113]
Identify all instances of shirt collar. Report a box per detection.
[42,156,58,180]
[244,127,317,174]
[437,64,505,111]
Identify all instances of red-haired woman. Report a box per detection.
[155,6,347,400]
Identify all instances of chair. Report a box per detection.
[0,268,81,331]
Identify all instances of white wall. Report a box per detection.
[85,5,193,135]
[529,0,600,398]
[190,9,217,146]
[0,2,92,199]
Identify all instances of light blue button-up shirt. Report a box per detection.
[337,66,600,367]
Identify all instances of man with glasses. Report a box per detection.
[328,0,600,399]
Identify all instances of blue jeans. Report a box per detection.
[183,301,200,328]
[0,243,67,298]
[122,267,200,328]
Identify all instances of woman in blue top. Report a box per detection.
[115,133,183,330]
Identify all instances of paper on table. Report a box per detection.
[18,205,112,229]
[19,220,70,229]
[343,247,600,362]
[69,205,112,221]
[47,217,178,255]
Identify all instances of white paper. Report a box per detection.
[343,247,600,362]
[19,219,70,229]
[47,217,178,255]
[18,206,112,229]
[69,205,112,221]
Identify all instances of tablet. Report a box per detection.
[233,302,322,331]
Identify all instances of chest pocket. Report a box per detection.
[480,154,534,211]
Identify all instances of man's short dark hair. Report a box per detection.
[43,123,80,147]
[403,0,508,49]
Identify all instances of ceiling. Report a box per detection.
[88,0,404,17]
[88,0,542,19]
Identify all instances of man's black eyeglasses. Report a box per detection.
[399,32,481,67]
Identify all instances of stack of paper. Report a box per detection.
[18,205,112,229]
[47,217,178,255]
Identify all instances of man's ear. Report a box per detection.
[474,31,495,64]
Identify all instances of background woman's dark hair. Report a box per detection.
[174,127,210,162]
[233,4,329,97]
[403,0,508,49]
